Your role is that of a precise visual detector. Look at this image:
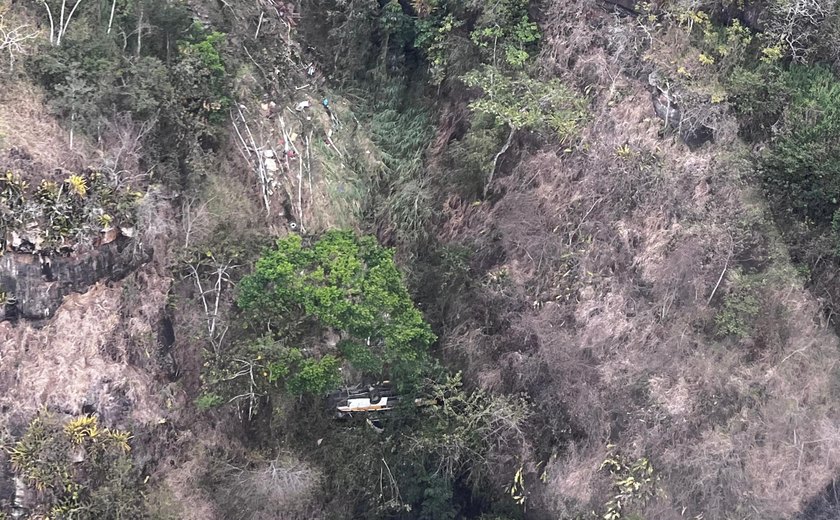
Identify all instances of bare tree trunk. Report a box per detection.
[0,21,39,70]
[59,0,66,42]
[484,125,515,199]
[136,8,142,56]
[43,1,55,44]
[50,0,83,46]
[62,0,83,39]
[255,11,264,39]
[107,0,117,34]
[187,259,237,360]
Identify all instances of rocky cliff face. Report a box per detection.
[0,239,151,320]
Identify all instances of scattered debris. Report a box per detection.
[295,100,311,111]
[366,418,385,433]
[99,227,118,246]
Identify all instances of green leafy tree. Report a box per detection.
[468,0,541,68]
[463,65,587,137]
[238,231,436,390]
[414,8,464,84]
[175,25,231,124]
[256,340,344,395]
[462,65,587,196]
[411,0,540,83]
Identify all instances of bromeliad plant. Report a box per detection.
[0,170,141,254]
[7,413,137,517]
[0,171,29,239]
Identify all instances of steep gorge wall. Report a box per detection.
[0,240,151,320]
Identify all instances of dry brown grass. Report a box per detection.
[0,81,94,177]
[0,266,171,425]
[0,259,233,517]
[432,2,840,518]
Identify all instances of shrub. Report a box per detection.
[195,392,225,410]
[714,269,763,339]
[599,448,660,520]
[414,9,465,84]
[412,0,541,83]
[726,65,789,140]
[7,413,143,519]
[468,0,541,68]
[443,112,508,197]
[175,25,231,124]
[0,170,141,254]
[407,372,532,482]
[761,65,840,222]
[462,65,588,139]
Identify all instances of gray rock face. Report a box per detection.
[0,239,151,320]
[648,72,716,149]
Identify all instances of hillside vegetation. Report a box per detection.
[2,0,840,519]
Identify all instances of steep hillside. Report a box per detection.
[3,0,840,519]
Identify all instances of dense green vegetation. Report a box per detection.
[236,231,435,392]
[0,170,139,253]
[665,2,840,278]
[761,66,840,221]
[191,229,533,517]
[284,372,532,519]
[462,66,587,138]
[27,0,231,190]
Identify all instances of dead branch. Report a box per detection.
[186,257,238,360]
[0,21,38,71]
[485,126,515,199]
[233,104,272,214]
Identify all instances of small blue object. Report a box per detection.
[322,98,329,107]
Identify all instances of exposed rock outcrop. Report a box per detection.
[0,239,151,320]
[649,72,717,149]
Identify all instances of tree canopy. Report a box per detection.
[238,231,436,391]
